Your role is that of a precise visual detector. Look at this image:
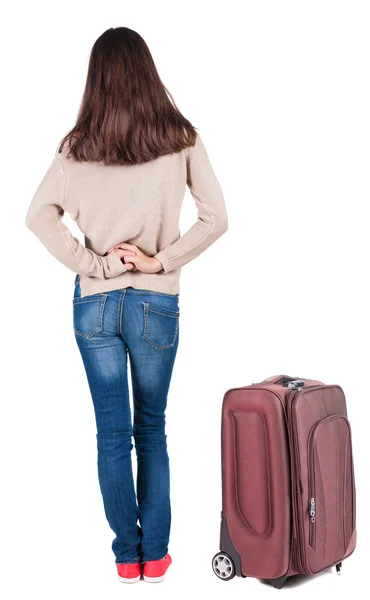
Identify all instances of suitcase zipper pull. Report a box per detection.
[309,497,316,522]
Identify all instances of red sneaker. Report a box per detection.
[116,562,141,583]
[142,554,172,583]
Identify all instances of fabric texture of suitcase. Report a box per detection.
[213,374,357,588]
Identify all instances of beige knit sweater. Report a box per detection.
[25,134,228,298]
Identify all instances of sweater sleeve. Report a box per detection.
[154,134,228,272]
[25,152,128,279]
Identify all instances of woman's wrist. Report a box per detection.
[151,257,163,273]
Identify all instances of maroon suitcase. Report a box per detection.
[213,374,357,588]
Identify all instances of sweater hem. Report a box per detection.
[79,273,181,298]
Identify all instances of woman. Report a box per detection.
[25,26,228,584]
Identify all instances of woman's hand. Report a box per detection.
[109,247,136,270]
[106,243,163,274]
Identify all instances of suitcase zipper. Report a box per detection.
[287,385,327,574]
[287,389,306,573]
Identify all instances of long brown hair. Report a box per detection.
[59,27,197,166]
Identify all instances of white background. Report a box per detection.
[2,1,370,598]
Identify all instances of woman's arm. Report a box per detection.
[154,134,228,272]
[25,152,128,279]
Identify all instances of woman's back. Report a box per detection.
[26,132,227,298]
[60,135,186,256]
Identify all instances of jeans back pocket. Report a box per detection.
[73,295,107,339]
[143,301,179,350]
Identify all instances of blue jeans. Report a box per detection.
[72,274,180,564]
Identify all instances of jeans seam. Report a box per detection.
[143,302,149,339]
[117,288,126,335]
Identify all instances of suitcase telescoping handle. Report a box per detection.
[259,374,305,388]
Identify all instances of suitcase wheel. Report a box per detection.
[212,552,236,581]
[336,562,342,575]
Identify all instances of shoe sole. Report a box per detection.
[143,574,166,583]
[118,575,141,583]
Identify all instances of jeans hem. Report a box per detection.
[115,559,141,565]
[141,550,168,563]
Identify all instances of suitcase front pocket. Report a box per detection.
[307,415,355,562]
